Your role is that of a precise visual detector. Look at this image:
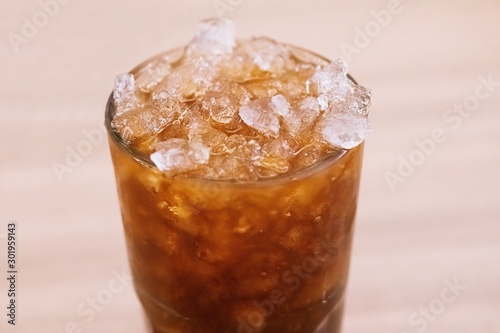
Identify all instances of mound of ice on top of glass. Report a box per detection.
[308,58,371,116]
[111,18,372,180]
[186,18,236,57]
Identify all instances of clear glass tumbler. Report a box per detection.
[106,46,365,333]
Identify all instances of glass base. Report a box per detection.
[138,285,345,333]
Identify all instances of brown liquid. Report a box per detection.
[108,133,363,333]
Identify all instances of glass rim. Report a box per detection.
[105,42,363,187]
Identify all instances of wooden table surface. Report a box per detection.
[1,1,499,332]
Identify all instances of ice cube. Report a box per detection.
[271,94,291,117]
[256,135,299,175]
[200,91,239,127]
[200,82,251,132]
[241,37,292,73]
[244,75,306,102]
[246,78,284,99]
[186,18,235,57]
[216,80,252,104]
[282,76,308,99]
[222,134,247,153]
[296,141,324,167]
[236,139,261,160]
[204,154,257,181]
[297,96,321,129]
[187,116,227,149]
[150,138,210,175]
[111,94,182,142]
[317,95,329,111]
[317,112,371,149]
[113,73,137,115]
[156,58,217,101]
[308,57,372,117]
[213,135,261,158]
[135,58,171,93]
[349,84,372,116]
[158,119,189,144]
[271,94,301,136]
[151,90,170,102]
[307,58,351,99]
[254,166,279,179]
[329,57,348,75]
[261,136,299,159]
[239,98,280,137]
[254,155,290,174]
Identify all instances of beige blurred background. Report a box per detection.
[1,1,499,332]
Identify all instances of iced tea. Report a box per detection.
[106,18,371,333]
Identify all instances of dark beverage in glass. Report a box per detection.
[106,18,371,333]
